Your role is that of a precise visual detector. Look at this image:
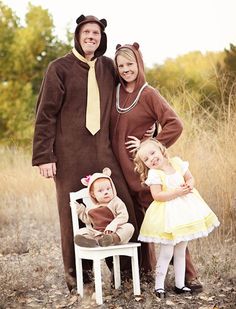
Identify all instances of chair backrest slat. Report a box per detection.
[70,188,93,234]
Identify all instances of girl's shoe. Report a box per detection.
[154,288,166,299]
[174,286,192,294]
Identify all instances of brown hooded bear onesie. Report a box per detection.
[32,16,139,290]
[76,168,134,244]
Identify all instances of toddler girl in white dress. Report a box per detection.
[134,138,220,298]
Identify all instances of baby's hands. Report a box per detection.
[70,201,78,208]
[69,201,84,214]
[104,230,113,234]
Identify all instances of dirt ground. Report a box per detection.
[0,207,235,309]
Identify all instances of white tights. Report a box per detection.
[155,241,188,290]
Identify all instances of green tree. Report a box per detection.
[146,51,224,113]
[0,1,19,81]
[224,43,236,74]
[0,81,34,143]
[220,43,236,108]
[0,2,72,145]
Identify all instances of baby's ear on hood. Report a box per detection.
[102,167,111,177]
[81,175,91,186]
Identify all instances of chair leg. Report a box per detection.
[93,259,103,305]
[131,248,141,295]
[76,257,84,297]
[113,255,121,289]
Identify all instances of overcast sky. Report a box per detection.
[3,0,236,67]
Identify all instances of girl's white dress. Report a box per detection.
[138,157,220,245]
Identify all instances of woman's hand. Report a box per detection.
[125,136,141,153]
[144,123,156,137]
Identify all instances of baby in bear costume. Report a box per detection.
[74,168,135,247]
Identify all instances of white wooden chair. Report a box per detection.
[70,188,141,305]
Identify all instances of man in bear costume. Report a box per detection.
[32,15,139,291]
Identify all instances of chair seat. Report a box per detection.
[76,242,140,252]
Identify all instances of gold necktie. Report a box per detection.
[72,48,100,135]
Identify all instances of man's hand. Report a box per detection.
[39,163,56,178]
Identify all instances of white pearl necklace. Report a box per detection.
[116,82,148,114]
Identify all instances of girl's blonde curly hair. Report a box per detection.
[134,138,168,185]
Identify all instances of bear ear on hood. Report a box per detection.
[116,44,122,50]
[81,175,91,187]
[100,18,107,29]
[102,167,111,176]
[133,42,140,50]
[76,15,85,24]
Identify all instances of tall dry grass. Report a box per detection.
[170,82,236,242]
[0,147,63,304]
[167,81,236,280]
[0,146,57,222]
[0,146,58,254]
[0,81,235,301]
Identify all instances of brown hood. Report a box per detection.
[74,14,107,59]
[81,168,117,205]
[115,42,146,107]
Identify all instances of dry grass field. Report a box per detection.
[1,97,236,308]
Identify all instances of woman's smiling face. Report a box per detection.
[116,54,138,84]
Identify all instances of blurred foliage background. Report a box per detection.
[0,1,236,147]
[0,1,72,146]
